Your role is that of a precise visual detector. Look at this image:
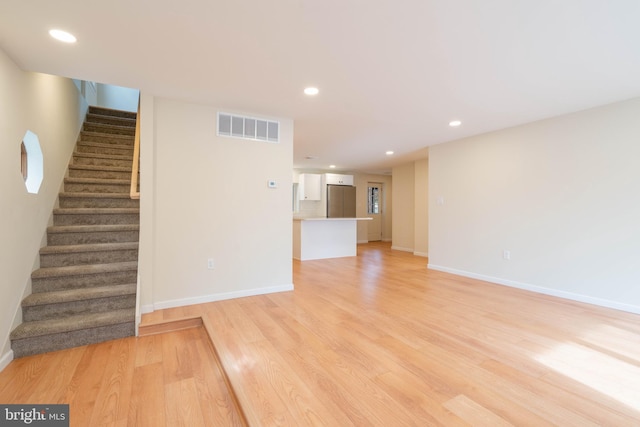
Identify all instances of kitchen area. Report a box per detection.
[293,172,373,261]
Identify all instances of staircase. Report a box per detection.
[10,106,140,358]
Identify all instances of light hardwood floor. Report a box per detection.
[2,242,639,426]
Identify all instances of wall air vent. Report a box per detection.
[217,112,279,143]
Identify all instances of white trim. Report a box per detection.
[382,238,392,242]
[0,350,14,373]
[413,251,429,258]
[428,264,640,315]
[357,240,369,244]
[141,304,154,314]
[391,246,413,253]
[151,284,294,312]
[134,273,141,336]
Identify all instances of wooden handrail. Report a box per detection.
[130,96,141,200]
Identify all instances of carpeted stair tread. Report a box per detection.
[84,121,135,132]
[31,261,138,279]
[53,207,139,215]
[10,309,134,340]
[80,130,134,141]
[77,140,134,151]
[86,113,136,127]
[48,224,139,233]
[22,283,136,307]
[64,177,131,186]
[69,163,132,173]
[59,192,135,199]
[73,152,133,161]
[89,106,137,120]
[40,241,138,255]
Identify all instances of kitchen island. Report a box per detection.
[293,217,372,261]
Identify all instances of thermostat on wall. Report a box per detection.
[268,180,278,188]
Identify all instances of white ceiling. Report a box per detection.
[2,0,640,174]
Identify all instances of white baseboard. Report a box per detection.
[391,246,413,253]
[141,304,154,314]
[382,238,392,242]
[151,284,295,312]
[413,251,429,258]
[0,350,14,373]
[428,264,640,315]
[357,240,369,244]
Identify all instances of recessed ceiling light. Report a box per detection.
[386,151,394,155]
[449,120,462,127]
[304,87,319,96]
[49,29,77,43]
[329,165,336,169]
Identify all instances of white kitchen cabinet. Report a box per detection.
[325,173,354,186]
[298,173,322,200]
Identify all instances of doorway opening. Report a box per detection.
[367,182,383,241]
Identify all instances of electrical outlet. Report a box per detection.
[503,250,511,260]
[207,258,215,269]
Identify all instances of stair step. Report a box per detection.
[53,207,139,225]
[24,283,136,307]
[59,192,139,208]
[84,122,135,136]
[76,141,134,156]
[47,224,139,245]
[32,261,138,280]
[68,164,132,180]
[80,131,134,146]
[31,261,138,293]
[10,309,135,357]
[89,106,137,120]
[86,113,136,128]
[40,242,139,267]
[63,177,131,194]
[22,283,136,321]
[72,152,133,168]
[40,241,139,255]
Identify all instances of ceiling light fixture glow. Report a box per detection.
[449,120,462,127]
[386,151,394,155]
[304,87,319,96]
[49,29,77,43]
[329,165,336,169]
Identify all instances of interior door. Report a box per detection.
[367,183,382,241]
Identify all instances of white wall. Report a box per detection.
[429,98,640,313]
[0,48,87,366]
[96,84,139,112]
[139,97,293,311]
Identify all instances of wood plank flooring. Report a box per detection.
[0,327,245,426]
[1,242,639,426]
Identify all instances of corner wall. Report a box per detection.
[0,48,87,367]
[429,98,640,313]
[392,160,429,255]
[139,97,293,311]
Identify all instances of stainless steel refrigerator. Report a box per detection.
[327,184,356,218]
